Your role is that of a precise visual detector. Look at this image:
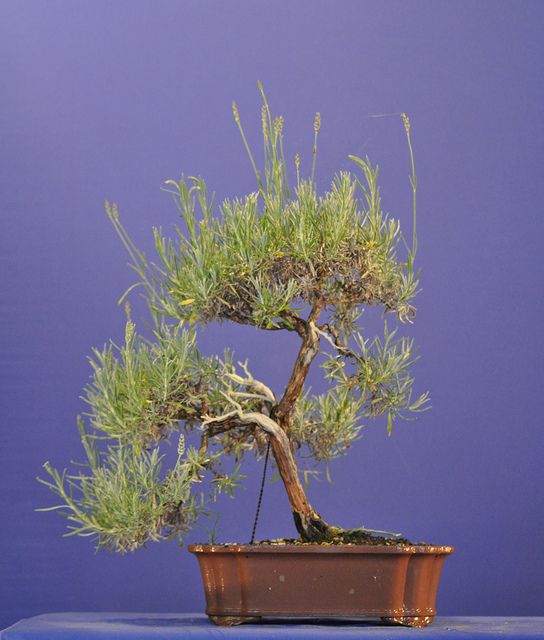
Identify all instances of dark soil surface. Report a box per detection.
[256,531,419,546]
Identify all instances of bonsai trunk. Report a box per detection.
[268,425,382,545]
[268,302,336,542]
[268,429,333,542]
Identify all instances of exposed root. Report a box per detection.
[291,512,413,546]
[292,511,335,542]
[330,527,412,546]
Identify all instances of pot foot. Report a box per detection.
[382,616,434,628]
[208,615,262,626]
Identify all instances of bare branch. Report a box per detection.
[230,390,274,403]
[226,361,276,404]
[202,408,283,441]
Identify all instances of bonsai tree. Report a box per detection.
[40,86,428,552]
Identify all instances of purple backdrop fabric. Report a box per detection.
[1,0,543,630]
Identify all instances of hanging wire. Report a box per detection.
[250,438,271,544]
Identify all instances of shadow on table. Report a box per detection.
[105,616,396,628]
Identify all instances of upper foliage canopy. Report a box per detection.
[110,100,418,333]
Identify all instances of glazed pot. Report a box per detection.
[189,543,454,628]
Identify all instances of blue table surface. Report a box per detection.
[1,614,543,639]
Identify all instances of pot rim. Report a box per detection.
[188,543,454,555]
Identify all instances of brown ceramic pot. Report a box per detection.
[189,543,454,628]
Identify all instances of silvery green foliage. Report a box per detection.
[39,324,250,552]
[39,86,428,551]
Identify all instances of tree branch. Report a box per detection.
[225,360,276,405]
[226,309,307,335]
[198,419,240,453]
[279,310,307,337]
[202,408,280,438]
[316,323,362,363]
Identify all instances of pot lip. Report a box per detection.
[188,543,454,555]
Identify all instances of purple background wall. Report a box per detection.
[1,0,543,629]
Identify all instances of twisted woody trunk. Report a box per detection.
[266,301,333,541]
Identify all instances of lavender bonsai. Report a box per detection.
[40,86,428,552]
